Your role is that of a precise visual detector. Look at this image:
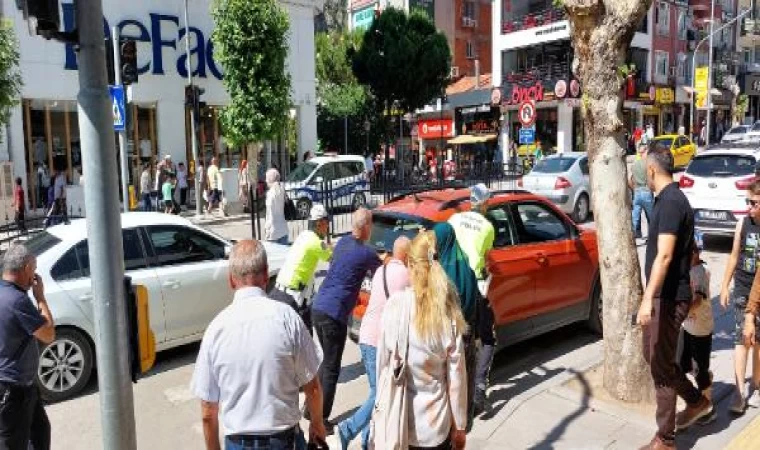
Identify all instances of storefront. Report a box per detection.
[3,0,319,210]
[452,104,500,170]
[745,73,760,124]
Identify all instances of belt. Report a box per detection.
[227,426,296,444]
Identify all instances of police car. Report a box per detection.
[285,155,369,219]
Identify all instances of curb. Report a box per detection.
[725,414,760,449]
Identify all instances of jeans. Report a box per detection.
[224,430,298,450]
[337,344,377,450]
[312,310,347,420]
[141,193,153,211]
[0,384,51,450]
[632,188,654,236]
[476,295,497,393]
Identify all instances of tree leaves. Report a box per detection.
[211,0,291,147]
[316,30,369,118]
[0,20,22,132]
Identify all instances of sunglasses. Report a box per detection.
[747,199,760,208]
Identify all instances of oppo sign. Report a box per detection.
[61,3,223,80]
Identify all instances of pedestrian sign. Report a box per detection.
[519,126,535,145]
[109,85,126,132]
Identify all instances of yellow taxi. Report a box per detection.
[651,134,697,169]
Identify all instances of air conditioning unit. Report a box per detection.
[451,66,460,78]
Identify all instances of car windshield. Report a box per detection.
[531,157,577,174]
[286,162,318,183]
[22,231,62,256]
[687,155,757,178]
[653,138,674,148]
[369,214,431,253]
[751,123,760,132]
[728,126,748,135]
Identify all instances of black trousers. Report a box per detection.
[269,288,312,334]
[179,187,187,206]
[0,383,50,450]
[680,331,713,392]
[14,210,25,233]
[312,310,347,421]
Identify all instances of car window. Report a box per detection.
[51,247,82,282]
[336,162,360,179]
[74,241,90,278]
[654,138,674,148]
[146,226,226,266]
[369,214,431,253]
[24,231,62,257]
[728,126,747,135]
[510,203,570,244]
[687,155,757,177]
[311,163,336,184]
[531,157,577,173]
[486,206,516,248]
[123,229,148,271]
[286,161,318,183]
[579,158,589,175]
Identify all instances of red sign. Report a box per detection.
[519,101,537,127]
[507,82,544,105]
[418,119,455,139]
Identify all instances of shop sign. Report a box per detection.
[535,24,568,37]
[648,85,656,101]
[418,119,454,139]
[518,101,537,127]
[352,6,376,30]
[655,87,674,104]
[61,3,223,80]
[461,119,499,135]
[746,74,760,96]
[491,88,502,106]
[695,67,709,108]
[570,79,580,98]
[555,80,567,99]
[507,82,544,105]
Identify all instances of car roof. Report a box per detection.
[308,155,365,165]
[698,143,760,156]
[543,152,586,159]
[45,212,195,242]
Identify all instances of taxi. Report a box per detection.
[651,134,697,169]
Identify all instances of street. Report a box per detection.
[43,218,760,449]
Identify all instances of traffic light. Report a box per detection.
[184,85,206,121]
[16,0,61,37]
[120,40,138,85]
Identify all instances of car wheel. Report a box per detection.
[37,328,94,403]
[296,198,311,220]
[573,193,590,223]
[352,192,367,211]
[587,278,603,335]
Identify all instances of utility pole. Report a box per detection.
[184,0,202,216]
[112,26,129,213]
[706,0,716,146]
[76,1,136,449]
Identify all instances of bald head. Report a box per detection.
[393,236,411,263]
[352,207,373,242]
[228,239,269,290]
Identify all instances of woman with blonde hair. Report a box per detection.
[375,231,467,450]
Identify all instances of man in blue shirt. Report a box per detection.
[311,208,381,423]
[0,243,56,450]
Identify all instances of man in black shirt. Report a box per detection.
[636,143,711,450]
[637,143,712,450]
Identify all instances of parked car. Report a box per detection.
[518,152,592,223]
[743,121,760,142]
[680,144,760,237]
[285,155,369,219]
[23,212,288,401]
[722,125,750,143]
[349,188,601,346]
[651,134,697,169]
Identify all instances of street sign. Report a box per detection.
[519,126,535,145]
[109,85,126,132]
[518,101,536,127]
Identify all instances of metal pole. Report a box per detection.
[344,116,348,154]
[112,27,130,213]
[706,0,716,146]
[184,0,202,216]
[76,1,136,449]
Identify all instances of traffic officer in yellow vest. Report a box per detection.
[269,204,333,333]
[448,183,496,415]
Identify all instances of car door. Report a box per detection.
[309,163,336,204]
[578,157,591,202]
[509,201,596,316]
[144,225,231,341]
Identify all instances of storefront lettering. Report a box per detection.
[61,3,223,80]
[509,82,544,105]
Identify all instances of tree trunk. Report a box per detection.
[565,0,654,402]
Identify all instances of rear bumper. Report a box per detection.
[695,218,739,236]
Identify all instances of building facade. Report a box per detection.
[1,0,320,209]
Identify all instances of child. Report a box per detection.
[677,241,715,428]
[162,173,176,214]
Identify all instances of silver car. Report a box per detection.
[519,152,592,223]
[722,125,749,143]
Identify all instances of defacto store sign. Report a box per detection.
[60,3,223,80]
[418,119,455,139]
[352,6,375,30]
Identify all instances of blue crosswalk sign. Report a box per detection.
[109,85,126,132]
[519,126,535,145]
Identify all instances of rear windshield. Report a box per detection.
[531,157,577,174]
[687,155,757,178]
[22,231,62,256]
[727,126,748,135]
[369,214,431,252]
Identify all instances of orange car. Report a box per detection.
[349,188,601,346]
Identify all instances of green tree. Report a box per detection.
[320,0,348,32]
[561,0,653,401]
[211,0,290,178]
[0,20,22,131]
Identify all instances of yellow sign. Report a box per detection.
[695,67,709,109]
[655,88,674,104]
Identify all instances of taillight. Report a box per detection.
[517,177,523,188]
[679,175,695,188]
[555,177,572,189]
[736,176,757,190]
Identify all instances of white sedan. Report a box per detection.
[518,152,592,223]
[23,212,288,402]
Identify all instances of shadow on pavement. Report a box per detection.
[676,380,740,449]
[527,369,591,450]
[338,361,365,385]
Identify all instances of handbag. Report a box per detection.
[284,192,298,221]
[369,292,411,450]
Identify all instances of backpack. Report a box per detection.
[284,193,297,221]
[369,292,411,450]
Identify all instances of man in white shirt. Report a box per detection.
[176,162,189,211]
[139,163,152,211]
[191,240,326,450]
[206,157,222,214]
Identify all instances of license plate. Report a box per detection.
[699,210,728,221]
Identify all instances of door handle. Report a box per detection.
[162,279,181,289]
[535,253,548,265]
[79,293,93,302]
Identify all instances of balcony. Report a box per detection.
[501,6,567,34]
[503,60,571,87]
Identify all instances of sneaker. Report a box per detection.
[748,389,760,408]
[638,435,675,450]
[730,391,747,415]
[675,396,713,431]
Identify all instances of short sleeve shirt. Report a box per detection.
[0,281,45,385]
[207,165,221,190]
[162,182,173,201]
[276,230,332,290]
[645,182,694,302]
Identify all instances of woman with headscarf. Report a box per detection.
[264,168,289,244]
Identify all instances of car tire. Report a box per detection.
[296,198,312,220]
[587,277,603,335]
[352,192,367,211]
[573,193,590,223]
[37,327,94,403]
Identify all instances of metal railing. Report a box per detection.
[503,60,571,86]
[501,6,566,34]
[0,205,85,249]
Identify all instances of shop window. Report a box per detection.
[677,11,687,40]
[655,51,669,83]
[466,41,476,59]
[463,1,475,20]
[656,2,670,36]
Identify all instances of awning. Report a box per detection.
[447,134,498,145]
